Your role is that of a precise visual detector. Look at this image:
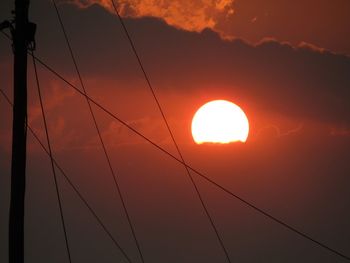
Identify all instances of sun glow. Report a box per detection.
[191,100,249,144]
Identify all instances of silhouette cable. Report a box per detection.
[8,39,349,261]
[109,1,232,262]
[0,88,133,263]
[31,52,72,263]
[51,2,145,262]
[37,53,350,261]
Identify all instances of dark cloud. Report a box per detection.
[30,3,350,127]
[2,1,349,138]
[219,0,350,55]
[65,0,350,55]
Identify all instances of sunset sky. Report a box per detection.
[1,0,350,262]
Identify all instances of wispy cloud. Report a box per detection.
[254,123,304,140]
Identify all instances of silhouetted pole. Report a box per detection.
[9,0,30,262]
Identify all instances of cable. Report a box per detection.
[2,29,349,261]
[51,2,145,262]
[109,1,232,261]
[12,47,350,261]
[31,52,72,263]
[0,89,133,263]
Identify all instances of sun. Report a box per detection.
[191,100,249,144]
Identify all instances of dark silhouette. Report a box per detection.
[8,0,35,262]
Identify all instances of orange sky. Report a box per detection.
[1,0,350,262]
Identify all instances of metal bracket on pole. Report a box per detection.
[26,22,36,51]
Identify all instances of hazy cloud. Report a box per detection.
[95,116,170,148]
[28,80,76,126]
[254,123,303,140]
[330,127,350,137]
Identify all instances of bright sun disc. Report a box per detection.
[191,100,249,144]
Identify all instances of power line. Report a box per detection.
[26,53,350,261]
[109,1,232,261]
[0,88,133,263]
[3,16,350,262]
[1,30,346,260]
[31,52,72,263]
[3,27,350,261]
[51,1,145,262]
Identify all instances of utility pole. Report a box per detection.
[4,0,35,262]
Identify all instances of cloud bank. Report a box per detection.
[64,0,350,55]
[66,0,234,34]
